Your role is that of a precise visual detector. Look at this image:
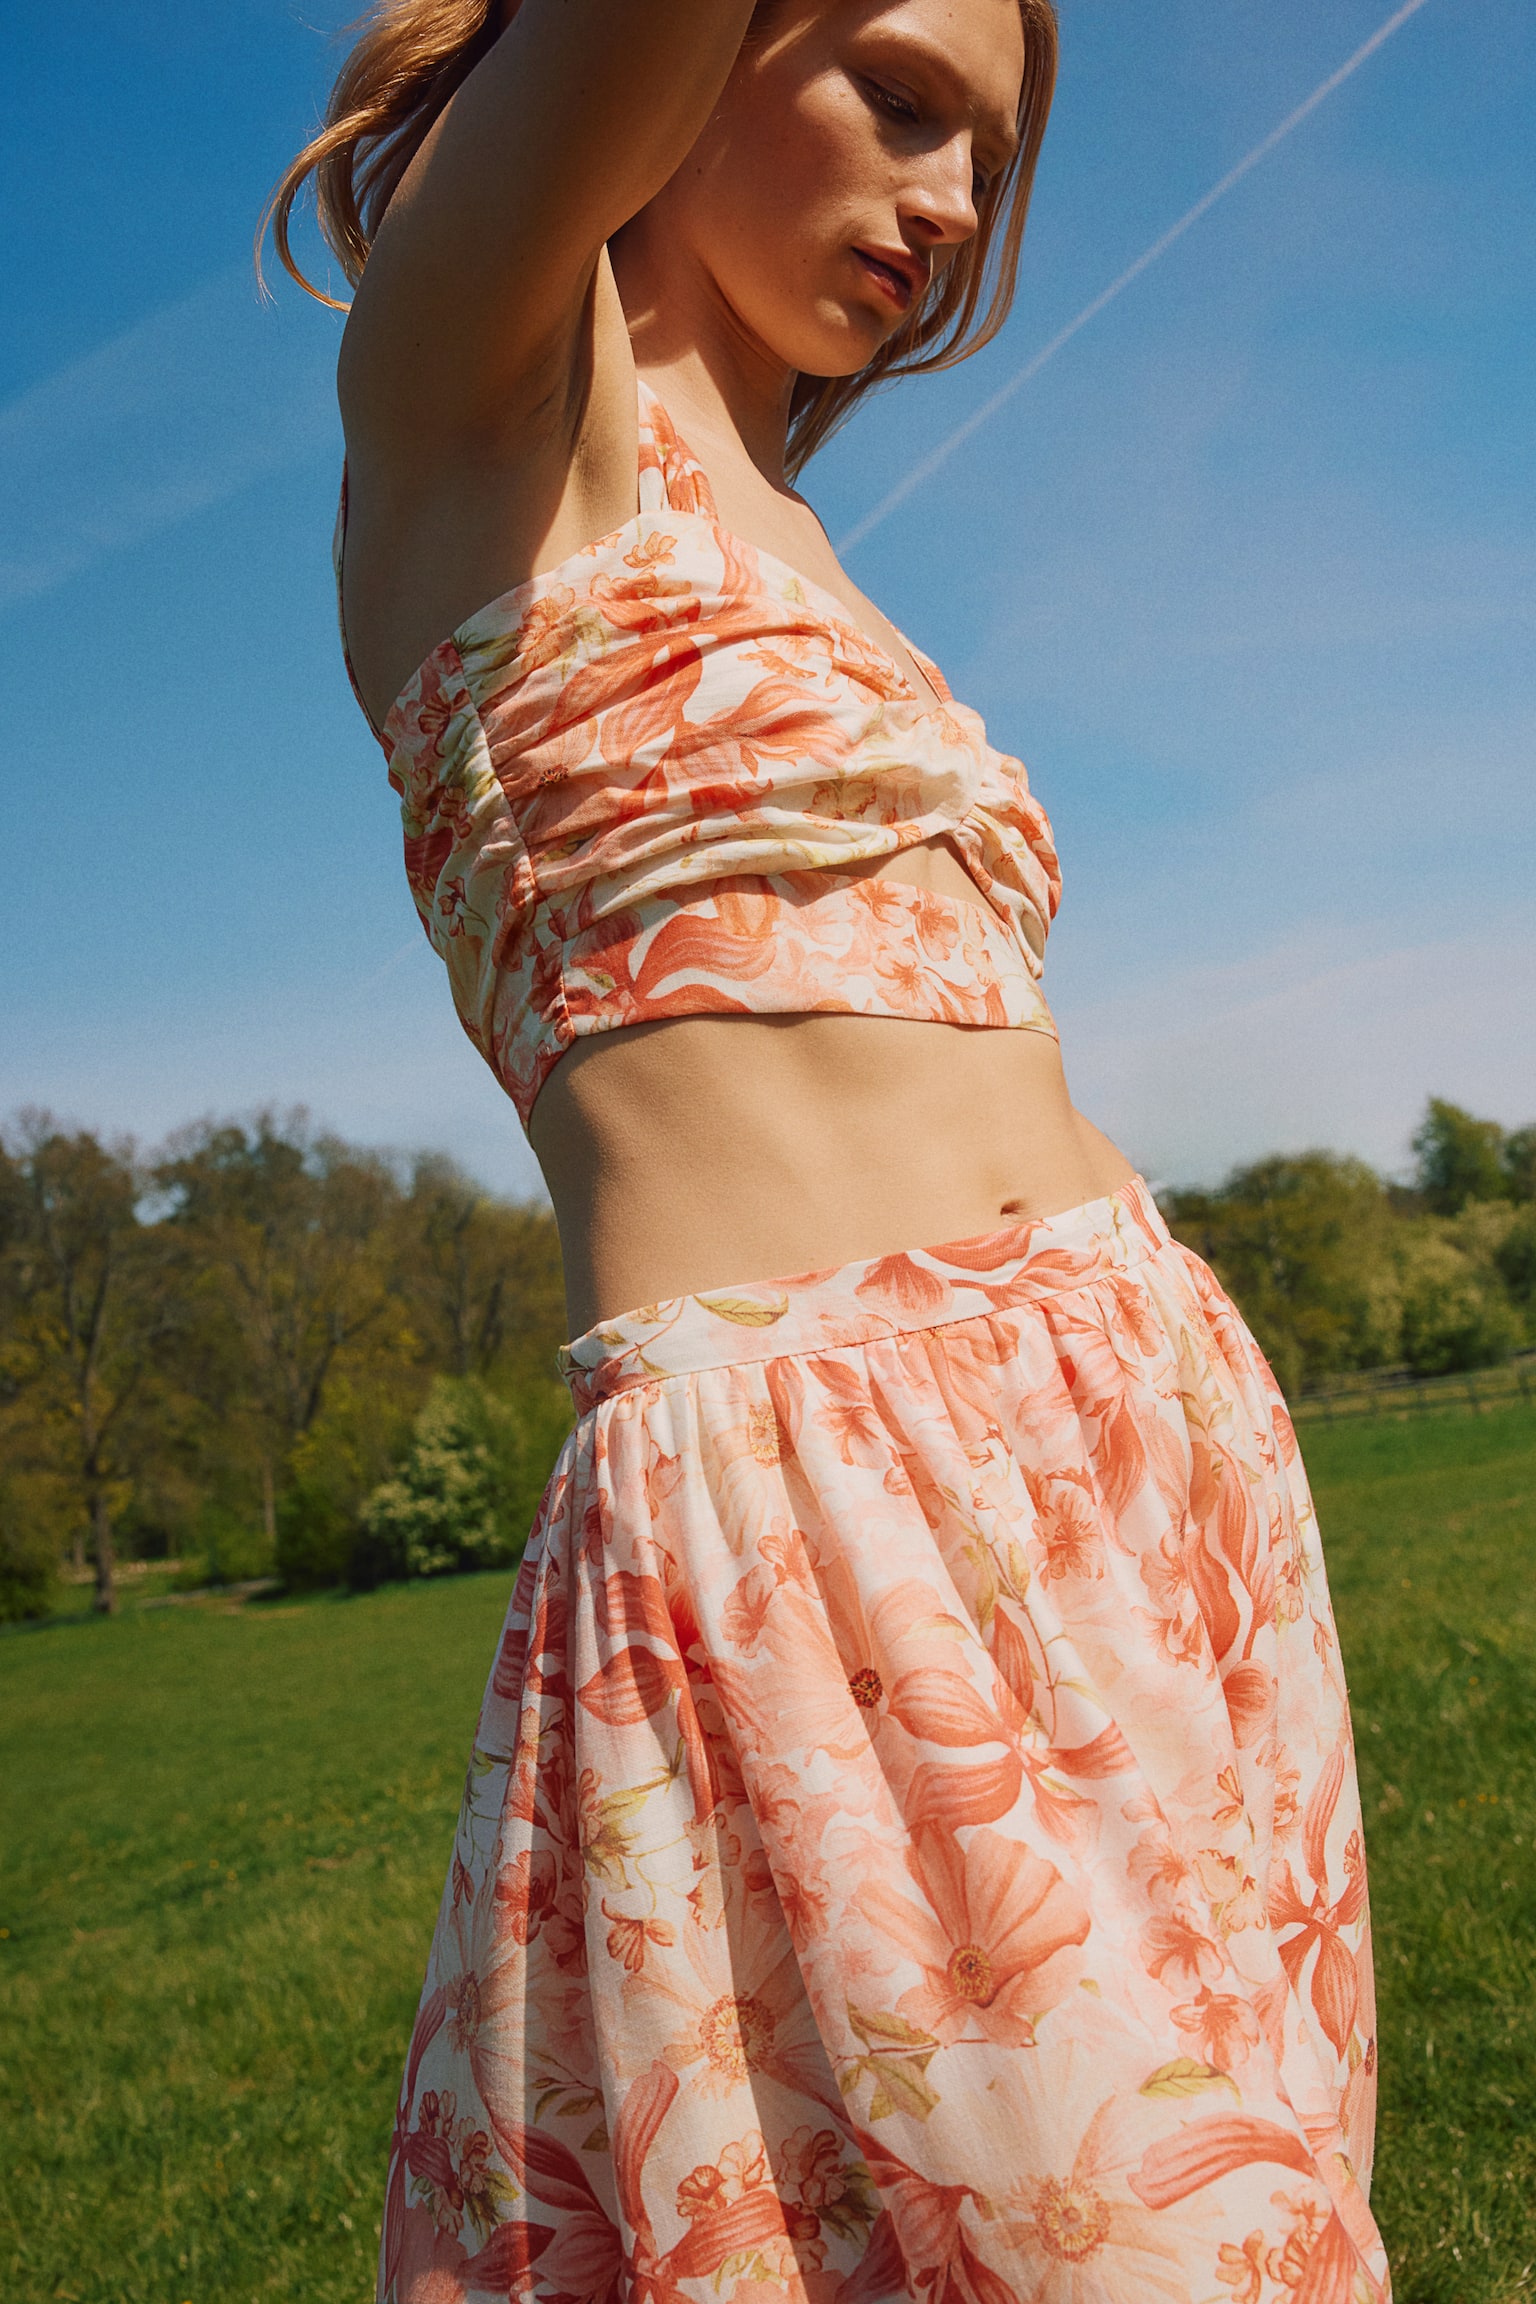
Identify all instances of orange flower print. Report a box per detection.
[1216,2229,1268,2304]
[874,949,930,1004]
[810,772,882,821]
[858,1828,1089,2047]
[1193,1849,1265,1938]
[375,1179,1387,2302]
[1125,1805,1192,1911]
[855,1252,950,1316]
[1033,1480,1106,1582]
[713,1539,976,1790]
[644,1897,837,2104]
[400,652,459,757]
[493,1847,558,1947]
[776,2125,855,2216]
[513,583,581,673]
[405,2088,514,2245]
[668,2126,828,2282]
[758,1518,810,1588]
[576,1767,638,1890]
[445,1970,482,2055]
[435,874,470,938]
[720,1565,779,1652]
[601,1898,676,1977]
[1268,1742,1304,1839]
[676,2131,770,2223]
[1211,1766,1247,1831]
[999,2016,1194,2304]
[911,887,963,959]
[1170,1987,1262,2074]
[1134,1530,1208,1668]
[746,1402,781,1463]
[811,1358,889,1466]
[623,531,677,573]
[1264,2190,1331,2292]
[1140,1909,1227,1992]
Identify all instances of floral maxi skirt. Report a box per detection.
[380,1180,1389,2304]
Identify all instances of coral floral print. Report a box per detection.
[380,1182,1388,2303]
[351,379,1062,1130]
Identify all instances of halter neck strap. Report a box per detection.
[637,374,720,524]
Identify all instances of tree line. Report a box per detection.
[0,1113,569,1621]
[3,1096,1532,1622]
[1163,1097,1536,1398]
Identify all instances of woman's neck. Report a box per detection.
[610,223,798,492]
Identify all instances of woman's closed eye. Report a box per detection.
[861,78,991,200]
[862,76,922,125]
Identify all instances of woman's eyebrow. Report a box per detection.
[868,29,1022,171]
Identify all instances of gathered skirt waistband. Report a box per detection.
[560,1175,1172,1410]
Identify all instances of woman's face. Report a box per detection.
[637,0,1026,379]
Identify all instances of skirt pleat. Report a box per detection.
[380,1181,1389,2304]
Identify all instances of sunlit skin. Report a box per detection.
[339,0,1134,1331]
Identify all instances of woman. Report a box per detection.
[269,1,1389,2295]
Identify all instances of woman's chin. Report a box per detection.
[779,304,899,380]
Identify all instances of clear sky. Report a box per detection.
[3,0,1532,1200]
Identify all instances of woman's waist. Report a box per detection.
[560,1167,1168,1410]
[530,1012,1137,1332]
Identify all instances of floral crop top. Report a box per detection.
[340,378,1062,1130]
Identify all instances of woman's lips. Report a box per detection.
[853,248,917,312]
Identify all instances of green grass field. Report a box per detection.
[3,1407,1534,2304]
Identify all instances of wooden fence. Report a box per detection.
[1293,1356,1536,1425]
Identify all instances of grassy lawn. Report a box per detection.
[2,1407,1533,2304]
[1305,1406,1536,2302]
[0,1577,512,2304]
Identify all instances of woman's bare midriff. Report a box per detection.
[530,842,1136,1333]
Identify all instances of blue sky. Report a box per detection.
[3,0,1532,1199]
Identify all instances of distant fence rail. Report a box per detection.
[57,1555,189,1588]
[1294,1356,1536,1425]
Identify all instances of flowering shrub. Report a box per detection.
[353,1377,550,1584]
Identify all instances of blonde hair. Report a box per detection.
[262,0,1058,475]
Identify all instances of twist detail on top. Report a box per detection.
[338,379,1063,1129]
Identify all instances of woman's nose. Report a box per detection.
[907,140,981,250]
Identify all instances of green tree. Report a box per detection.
[0,1105,572,1606]
[1395,1226,1522,1374]
[0,1469,63,1622]
[273,1374,422,1590]
[1494,1203,1536,1337]
[370,1158,570,1587]
[1,1118,177,1613]
[1162,1153,1400,1396]
[155,1114,407,1558]
[352,1376,534,1585]
[398,1154,566,1384]
[1411,1097,1509,1214]
[1503,1124,1536,1205]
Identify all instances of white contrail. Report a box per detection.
[0,267,341,610]
[837,0,1436,554]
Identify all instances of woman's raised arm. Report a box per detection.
[337,0,759,451]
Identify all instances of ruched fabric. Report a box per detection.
[380,1181,1388,2303]
[350,381,1062,1127]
